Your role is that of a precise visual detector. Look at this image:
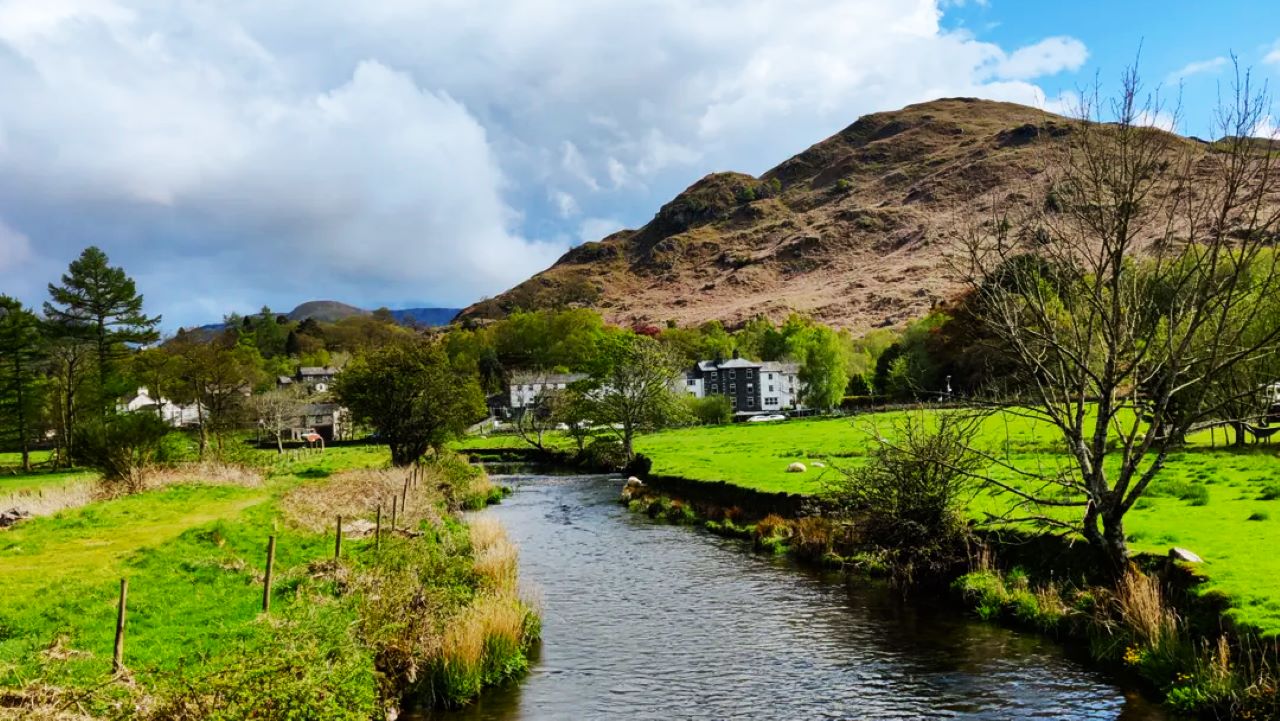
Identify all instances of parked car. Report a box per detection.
[747,414,788,423]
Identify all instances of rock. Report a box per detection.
[0,508,31,528]
[811,461,826,468]
[787,462,807,473]
[1169,547,1203,564]
[621,476,646,502]
[343,519,378,538]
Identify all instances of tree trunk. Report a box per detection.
[1231,420,1247,447]
[275,432,284,454]
[1101,510,1131,575]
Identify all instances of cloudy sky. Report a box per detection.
[1,0,1278,328]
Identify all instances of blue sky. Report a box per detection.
[0,0,1276,329]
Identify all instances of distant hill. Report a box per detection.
[190,301,460,333]
[287,300,368,323]
[388,308,461,326]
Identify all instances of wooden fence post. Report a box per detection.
[113,578,128,673]
[263,535,276,613]
[391,496,398,534]
[401,477,409,512]
[335,515,343,560]
[375,505,382,551]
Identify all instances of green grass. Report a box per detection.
[0,442,535,715]
[626,411,1280,635]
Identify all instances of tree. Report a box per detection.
[512,381,563,451]
[958,65,1280,570]
[46,338,92,466]
[44,246,160,412]
[0,297,47,471]
[686,394,732,425]
[334,340,485,465]
[579,336,687,460]
[791,326,848,411]
[72,411,171,493]
[159,336,263,457]
[251,386,308,453]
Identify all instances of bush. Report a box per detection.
[1259,484,1280,501]
[825,413,982,577]
[72,411,173,492]
[582,438,626,471]
[624,453,653,477]
[685,394,732,425]
[1248,510,1270,521]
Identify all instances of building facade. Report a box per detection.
[682,354,804,415]
[506,371,588,416]
[119,387,203,428]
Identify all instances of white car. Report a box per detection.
[747,413,788,423]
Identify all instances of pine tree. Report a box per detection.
[0,296,47,472]
[44,247,160,413]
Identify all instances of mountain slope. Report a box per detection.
[287,300,369,323]
[459,97,1170,331]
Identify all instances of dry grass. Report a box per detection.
[1117,570,1179,647]
[0,481,96,518]
[280,468,441,533]
[755,513,791,539]
[138,462,263,492]
[469,517,518,592]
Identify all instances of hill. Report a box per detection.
[458,97,1205,331]
[287,300,368,322]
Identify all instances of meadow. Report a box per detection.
[460,411,1280,634]
[0,444,536,718]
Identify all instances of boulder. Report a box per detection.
[621,476,646,502]
[787,462,807,473]
[1169,547,1203,564]
[811,461,826,468]
[0,508,31,528]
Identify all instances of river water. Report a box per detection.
[426,472,1165,721]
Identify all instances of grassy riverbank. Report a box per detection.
[0,446,537,718]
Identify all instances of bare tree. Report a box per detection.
[252,386,308,453]
[958,62,1280,570]
[512,378,563,451]
[580,336,687,460]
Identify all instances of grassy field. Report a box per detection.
[0,444,536,717]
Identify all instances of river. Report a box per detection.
[425,472,1166,721]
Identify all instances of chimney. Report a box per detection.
[732,349,740,360]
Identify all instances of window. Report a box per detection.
[768,385,774,392]
[747,397,755,407]
[747,383,754,393]
[730,398,737,409]
[767,373,774,380]
[711,371,718,379]
[711,384,719,393]
[729,369,737,379]
[765,397,778,406]
[687,379,697,386]
[730,383,736,393]
[746,369,753,378]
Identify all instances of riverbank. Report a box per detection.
[0,447,538,719]
[615,472,1278,719]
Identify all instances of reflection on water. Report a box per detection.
[422,473,1164,721]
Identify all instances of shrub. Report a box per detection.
[685,394,732,425]
[1248,510,1270,521]
[624,453,653,477]
[1259,484,1280,501]
[72,411,173,492]
[825,412,982,577]
[582,438,627,470]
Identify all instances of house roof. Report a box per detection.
[303,402,340,414]
[298,366,338,377]
[509,371,587,385]
[277,375,294,385]
[717,358,760,369]
[760,361,800,374]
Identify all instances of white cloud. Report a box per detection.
[1254,115,1279,140]
[1165,56,1228,85]
[578,218,625,244]
[991,36,1088,81]
[0,0,1091,325]
[1265,41,1280,67]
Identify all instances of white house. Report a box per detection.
[120,387,202,428]
[507,371,588,414]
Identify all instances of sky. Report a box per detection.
[0,1,1277,329]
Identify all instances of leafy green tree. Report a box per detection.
[791,326,848,411]
[0,297,47,471]
[44,246,160,412]
[334,340,485,465]
[577,335,687,460]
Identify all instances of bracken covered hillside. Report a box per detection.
[461,97,1212,331]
